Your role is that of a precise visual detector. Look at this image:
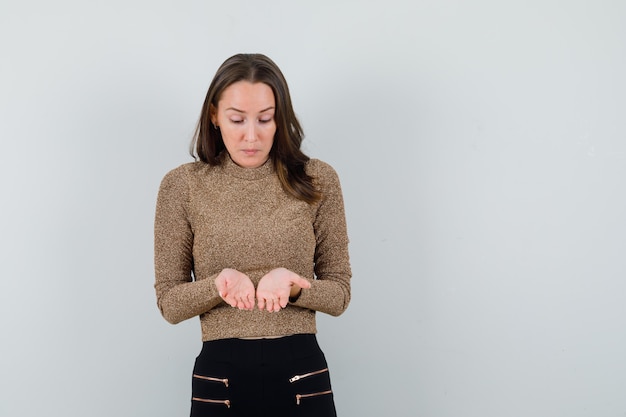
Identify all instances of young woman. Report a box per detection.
[154,53,351,417]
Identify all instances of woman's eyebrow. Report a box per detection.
[225,106,275,113]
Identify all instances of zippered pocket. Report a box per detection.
[289,367,333,406]
[193,373,229,387]
[295,390,333,405]
[192,373,230,408]
[192,397,231,408]
[289,367,329,383]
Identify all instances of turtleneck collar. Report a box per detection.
[220,152,274,180]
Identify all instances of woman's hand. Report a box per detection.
[257,268,311,312]
[215,268,255,310]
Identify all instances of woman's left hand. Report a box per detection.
[256,268,311,312]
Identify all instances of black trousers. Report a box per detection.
[190,334,337,417]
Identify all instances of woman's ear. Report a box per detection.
[209,104,218,126]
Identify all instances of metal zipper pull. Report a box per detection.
[289,367,329,383]
[193,374,229,387]
[295,390,333,405]
[192,398,231,408]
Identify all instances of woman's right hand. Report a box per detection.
[215,268,255,310]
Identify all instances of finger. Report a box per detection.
[269,298,280,313]
[243,294,254,310]
[293,276,312,289]
[239,295,251,310]
[277,297,284,311]
[221,293,235,307]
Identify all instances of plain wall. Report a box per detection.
[1,1,625,416]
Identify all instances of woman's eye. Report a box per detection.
[259,118,273,124]
[230,119,244,124]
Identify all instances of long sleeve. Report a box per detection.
[154,166,222,324]
[291,161,352,316]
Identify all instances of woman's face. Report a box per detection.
[211,81,276,169]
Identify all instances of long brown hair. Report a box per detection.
[190,53,320,204]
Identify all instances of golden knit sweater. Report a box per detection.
[154,154,351,341]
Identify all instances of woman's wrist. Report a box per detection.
[289,285,302,303]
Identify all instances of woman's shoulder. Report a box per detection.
[305,158,342,191]
[159,161,214,189]
[305,158,338,177]
[162,161,212,180]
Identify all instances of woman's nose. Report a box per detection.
[244,123,257,142]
